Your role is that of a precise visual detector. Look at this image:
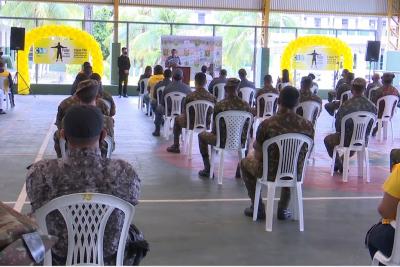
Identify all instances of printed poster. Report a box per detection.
[161,36,222,78]
[34,37,89,64]
[293,46,340,71]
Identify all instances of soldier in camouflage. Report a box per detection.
[325,72,354,116]
[327,69,349,103]
[297,76,322,125]
[198,78,251,177]
[365,73,382,100]
[251,74,279,116]
[241,86,314,220]
[26,105,141,265]
[167,72,216,153]
[371,73,399,136]
[91,73,116,117]
[324,78,377,173]
[53,81,110,158]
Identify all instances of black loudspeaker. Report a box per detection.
[365,41,381,62]
[10,27,25,51]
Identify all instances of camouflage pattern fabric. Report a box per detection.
[241,107,314,208]
[26,147,141,263]
[101,91,116,117]
[371,85,399,119]
[299,88,322,106]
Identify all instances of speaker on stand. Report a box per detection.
[365,41,381,83]
[10,27,30,94]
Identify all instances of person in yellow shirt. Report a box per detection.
[143,65,164,115]
[366,164,400,260]
[0,61,14,114]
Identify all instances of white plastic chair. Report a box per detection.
[60,137,113,159]
[239,87,255,106]
[368,86,380,101]
[295,101,321,126]
[252,133,313,232]
[332,90,353,129]
[34,193,135,266]
[183,100,214,159]
[209,111,253,184]
[163,92,186,140]
[137,78,149,110]
[372,203,400,265]
[156,86,166,106]
[252,93,279,138]
[330,111,376,183]
[212,83,225,102]
[376,95,398,142]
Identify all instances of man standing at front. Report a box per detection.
[118,47,131,98]
[165,49,181,69]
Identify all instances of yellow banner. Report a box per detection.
[34,38,89,64]
[293,46,340,71]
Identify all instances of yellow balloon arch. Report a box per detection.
[17,25,104,94]
[280,35,353,78]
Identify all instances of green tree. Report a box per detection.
[92,8,113,60]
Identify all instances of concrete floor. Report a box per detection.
[0,94,395,265]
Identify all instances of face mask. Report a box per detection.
[0,52,3,56]
[123,51,128,55]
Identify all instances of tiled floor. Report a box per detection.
[0,94,396,265]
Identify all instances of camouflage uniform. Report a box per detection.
[251,85,279,116]
[26,147,141,265]
[324,96,377,166]
[172,88,216,146]
[365,81,382,100]
[371,85,399,135]
[327,77,346,103]
[198,95,250,169]
[0,202,58,265]
[53,96,110,158]
[324,83,351,116]
[101,91,116,117]
[241,107,314,209]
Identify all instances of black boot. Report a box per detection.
[152,125,161,137]
[244,202,266,220]
[198,157,211,177]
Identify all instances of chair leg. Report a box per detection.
[253,182,262,221]
[357,151,364,177]
[378,121,383,142]
[266,183,276,232]
[390,121,394,143]
[343,149,350,182]
[330,147,337,176]
[188,131,194,160]
[209,148,215,179]
[383,121,388,141]
[365,148,370,183]
[296,183,304,232]
[218,151,225,185]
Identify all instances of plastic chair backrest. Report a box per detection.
[215,110,253,150]
[212,83,225,102]
[261,133,313,183]
[34,193,135,266]
[239,87,255,105]
[377,95,398,120]
[340,90,352,105]
[368,86,380,100]
[164,92,186,117]
[138,78,149,95]
[156,86,165,106]
[185,100,214,131]
[256,93,278,118]
[295,101,321,124]
[339,111,376,150]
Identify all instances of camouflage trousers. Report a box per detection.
[172,115,187,146]
[328,90,336,103]
[240,154,291,209]
[390,149,400,171]
[324,101,340,117]
[324,132,355,165]
[198,132,217,168]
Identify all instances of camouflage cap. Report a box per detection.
[225,78,240,89]
[75,79,99,95]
